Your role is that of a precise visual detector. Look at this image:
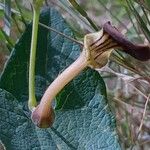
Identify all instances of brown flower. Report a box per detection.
[31,21,150,128]
[84,21,150,68]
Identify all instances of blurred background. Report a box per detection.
[0,0,150,149]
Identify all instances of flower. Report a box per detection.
[84,21,150,69]
[31,21,150,128]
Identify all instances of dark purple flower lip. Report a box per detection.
[103,21,150,61]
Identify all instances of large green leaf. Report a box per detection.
[0,8,121,149]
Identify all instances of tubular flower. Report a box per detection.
[31,22,150,128]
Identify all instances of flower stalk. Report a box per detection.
[31,22,150,128]
[28,0,44,110]
[31,52,87,127]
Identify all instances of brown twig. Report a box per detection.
[137,94,150,138]
[39,23,83,46]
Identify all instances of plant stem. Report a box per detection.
[37,52,88,116]
[0,29,14,50]
[28,8,40,110]
[14,0,28,27]
[68,0,98,31]
[12,15,22,33]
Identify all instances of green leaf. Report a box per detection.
[0,8,121,149]
[56,69,107,110]
[0,87,120,149]
[145,0,150,8]
[0,88,57,150]
[0,8,50,99]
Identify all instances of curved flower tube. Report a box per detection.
[31,22,150,128]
